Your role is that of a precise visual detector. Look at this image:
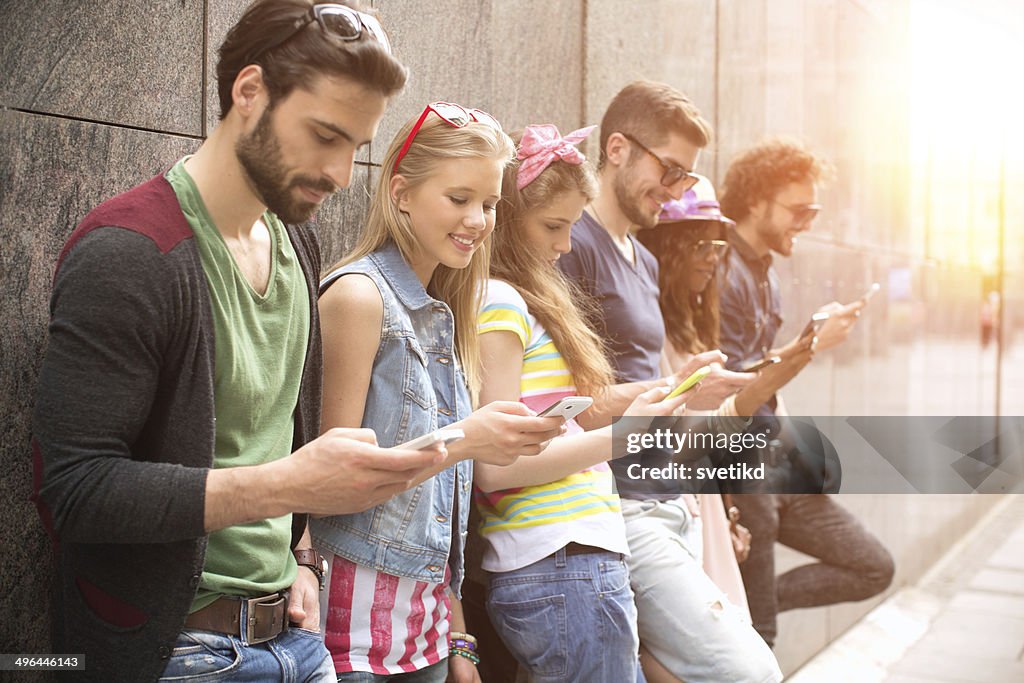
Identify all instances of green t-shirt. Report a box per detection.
[165,159,310,613]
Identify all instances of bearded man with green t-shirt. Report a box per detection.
[31,2,446,680]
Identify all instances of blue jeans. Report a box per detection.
[334,660,448,682]
[486,547,643,683]
[158,626,334,681]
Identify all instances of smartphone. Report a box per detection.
[538,396,594,422]
[397,428,465,451]
[662,366,712,401]
[860,282,881,303]
[799,312,831,340]
[740,356,781,373]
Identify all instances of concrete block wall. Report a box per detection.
[0,0,1010,676]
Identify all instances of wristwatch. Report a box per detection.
[293,548,328,591]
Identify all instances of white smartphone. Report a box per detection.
[538,396,594,422]
[396,428,465,451]
[799,311,831,340]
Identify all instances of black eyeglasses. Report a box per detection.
[620,132,700,191]
[690,239,730,260]
[252,3,391,63]
[772,201,821,225]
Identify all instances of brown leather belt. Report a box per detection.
[185,593,289,644]
[563,542,610,556]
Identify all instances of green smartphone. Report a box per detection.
[662,366,712,401]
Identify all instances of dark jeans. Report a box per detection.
[733,494,895,647]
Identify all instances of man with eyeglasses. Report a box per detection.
[558,80,782,683]
[716,138,894,649]
[31,2,444,680]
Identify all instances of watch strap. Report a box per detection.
[293,548,327,590]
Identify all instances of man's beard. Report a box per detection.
[612,165,659,230]
[235,108,337,224]
[759,207,793,256]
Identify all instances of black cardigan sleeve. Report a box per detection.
[33,228,208,544]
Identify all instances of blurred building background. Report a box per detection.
[1,0,1020,677]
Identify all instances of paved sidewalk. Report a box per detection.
[788,495,1024,682]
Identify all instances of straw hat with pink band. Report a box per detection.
[656,173,735,226]
[653,173,733,260]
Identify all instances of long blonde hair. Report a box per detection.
[490,133,614,399]
[329,113,515,398]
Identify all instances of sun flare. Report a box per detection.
[910,0,1024,271]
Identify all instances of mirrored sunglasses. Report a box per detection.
[251,3,391,63]
[690,239,730,260]
[774,201,822,225]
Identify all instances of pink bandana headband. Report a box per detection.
[516,124,596,190]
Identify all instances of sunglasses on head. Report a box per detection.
[772,201,822,225]
[620,132,700,192]
[392,102,503,175]
[250,3,391,64]
[690,239,730,260]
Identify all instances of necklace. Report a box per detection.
[590,204,635,265]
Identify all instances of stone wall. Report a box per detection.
[0,0,1009,676]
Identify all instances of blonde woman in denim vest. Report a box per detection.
[314,105,565,683]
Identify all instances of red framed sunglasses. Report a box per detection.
[393,102,502,175]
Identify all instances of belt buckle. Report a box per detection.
[244,593,287,644]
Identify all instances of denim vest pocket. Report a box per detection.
[402,336,436,412]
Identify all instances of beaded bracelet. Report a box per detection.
[450,638,477,652]
[449,631,478,646]
[450,647,480,665]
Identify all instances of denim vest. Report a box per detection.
[310,242,473,593]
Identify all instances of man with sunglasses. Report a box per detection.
[558,81,781,683]
[32,2,441,680]
[716,138,894,648]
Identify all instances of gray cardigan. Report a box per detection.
[31,174,323,682]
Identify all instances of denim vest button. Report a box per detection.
[437,357,450,365]
[427,565,442,573]
[435,515,448,523]
[438,407,452,416]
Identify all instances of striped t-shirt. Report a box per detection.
[475,279,629,573]
[325,555,451,675]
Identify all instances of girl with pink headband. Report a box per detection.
[473,124,685,683]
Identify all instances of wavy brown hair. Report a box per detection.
[328,113,515,400]
[637,222,722,354]
[719,138,834,223]
[490,132,614,400]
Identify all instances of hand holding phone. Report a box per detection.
[799,312,831,340]
[859,282,880,303]
[396,428,465,451]
[538,396,594,422]
[662,366,712,401]
[740,356,782,373]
